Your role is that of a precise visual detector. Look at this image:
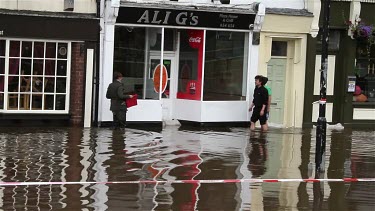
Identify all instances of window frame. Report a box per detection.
[0,38,71,114]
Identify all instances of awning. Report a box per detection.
[0,9,99,41]
[117,1,257,30]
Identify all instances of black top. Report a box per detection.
[253,86,269,109]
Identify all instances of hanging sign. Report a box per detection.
[188,29,203,49]
[117,7,256,30]
[153,64,168,93]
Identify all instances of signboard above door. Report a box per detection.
[117,6,256,30]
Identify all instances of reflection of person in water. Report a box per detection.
[248,133,268,178]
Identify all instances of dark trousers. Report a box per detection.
[112,110,127,128]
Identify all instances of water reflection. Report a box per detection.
[0,127,373,210]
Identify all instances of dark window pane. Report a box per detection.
[0,93,3,109]
[0,58,4,74]
[45,60,55,76]
[57,43,68,59]
[8,76,19,92]
[44,95,54,110]
[0,76,4,92]
[32,94,43,109]
[20,94,31,110]
[9,59,20,75]
[34,42,45,58]
[20,76,31,93]
[44,77,55,93]
[57,60,67,76]
[46,42,56,58]
[0,40,5,57]
[150,29,175,51]
[55,95,65,110]
[271,41,287,57]
[21,41,32,57]
[114,26,145,78]
[10,41,20,57]
[56,78,66,93]
[33,59,44,75]
[32,76,43,92]
[204,31,246,101]
[8,94,18,110]
[21,59,32,75]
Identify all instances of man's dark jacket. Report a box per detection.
[253,86,269,110]
[106,80,131,111]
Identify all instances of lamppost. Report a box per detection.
[315,0,331,174]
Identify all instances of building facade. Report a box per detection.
[0,0,99,126]
[303,0,375,128]
[98,0,317,127]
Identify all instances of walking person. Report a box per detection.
[263,77,272,122]
[249,75,269,131]
[106,72,133,128]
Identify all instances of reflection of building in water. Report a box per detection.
[0,128,100,210]
[249,131,305,210]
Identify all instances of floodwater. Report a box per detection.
[0,126,373,210]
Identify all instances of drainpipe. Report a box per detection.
[92,0,103,126]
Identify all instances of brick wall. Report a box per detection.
[69,42,85,126]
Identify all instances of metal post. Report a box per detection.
[315,0,331,173]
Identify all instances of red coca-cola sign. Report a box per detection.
[188,29,203,49]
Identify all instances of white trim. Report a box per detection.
[159,28,165,100]
[84,49,94,128]
[65,42,71,113]
[0,39,72,114]
[200,30,206,101]
[115,23,252,33]
[353,108,375,120]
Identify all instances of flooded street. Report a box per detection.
[0,126,373,210]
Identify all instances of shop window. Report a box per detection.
[0,39,70,112]
[353,41,375,103]
[177,29,202,100]
[114,26,165,100]
[203,31,248,101]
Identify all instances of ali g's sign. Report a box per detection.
[0,30,3,36]
[117,7,256,30]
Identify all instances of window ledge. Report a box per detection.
[0,113,71,120]
[353,102,375,108]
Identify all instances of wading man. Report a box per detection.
[249,75,269,131]
[106,72,133,128]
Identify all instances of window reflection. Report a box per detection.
[204,31,247,101]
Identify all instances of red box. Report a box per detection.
[125,94,138,108]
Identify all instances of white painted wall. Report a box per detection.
[127,0,305,9]
[314,55,336,96]
[0,0,96,13]
[312,103,333,122]
[126,100,163,122]
[201,101,250,122]
[353,108,375,120]
[231,0,304,9]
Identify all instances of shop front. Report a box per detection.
[303,1,375,128]
[99,2,264,125]
[0,9,98,126]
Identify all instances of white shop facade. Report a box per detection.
[98,2,265,125]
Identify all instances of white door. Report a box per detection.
[150,56,177,122]
[267,58,287,125]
